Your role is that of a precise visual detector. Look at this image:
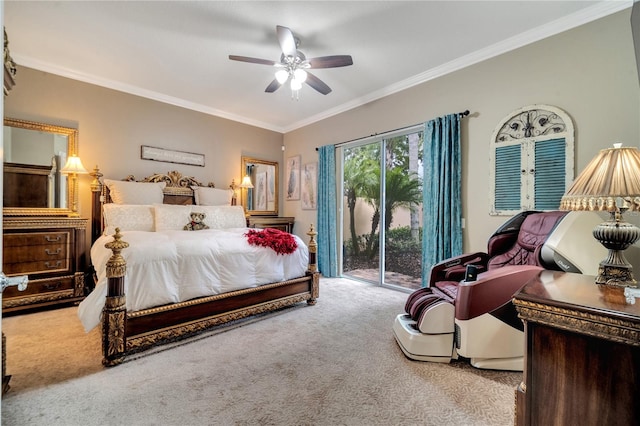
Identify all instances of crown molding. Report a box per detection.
[13,1,632,135]
[281,1,633,132]
[11,54,286,133]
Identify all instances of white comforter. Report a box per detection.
[78,228,309,332]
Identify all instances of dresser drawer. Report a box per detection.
[2,217,88,313]
[3,242,69,263]
[3,259,71,275]
[3,275,75,299]
[4,231,69,248]
[3,231,71,275]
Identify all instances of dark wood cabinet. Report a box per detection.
[2,216,88,313]
[247,216,295,233]
[513,271,640,426]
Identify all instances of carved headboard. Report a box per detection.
[104,170,216,206]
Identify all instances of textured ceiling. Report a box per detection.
[4,1,631,132]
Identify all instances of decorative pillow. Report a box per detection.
[195,205,247,229]
[104,179,166,205]
[102,204,155,235]
[191,186,233,206]
[154,204,193,231]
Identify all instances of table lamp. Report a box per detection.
[60,155,88,216]
[559,143,640,288]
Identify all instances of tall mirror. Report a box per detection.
[3,118,78,216]
[241,156,278,216]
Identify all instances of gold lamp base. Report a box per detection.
[592,212,640,288]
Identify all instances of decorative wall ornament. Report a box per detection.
[495,107,567,142]
[489,104,574,216]
[141,145,205,167]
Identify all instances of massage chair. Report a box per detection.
[393,210,607,371]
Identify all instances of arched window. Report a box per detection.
[490,105,574,215]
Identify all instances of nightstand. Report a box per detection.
[2,216,88,313]
[247,216,295,233]
[513,271,640,425]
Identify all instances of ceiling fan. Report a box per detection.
[229,25,353,97]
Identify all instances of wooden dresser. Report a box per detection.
[248,216,295,233]
[2,216,88,313]
[513,271,640,425]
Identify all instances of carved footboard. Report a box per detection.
[102,226,320,367]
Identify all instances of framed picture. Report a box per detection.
[255,171,267,210]
[285,155,301,201]
[141,145,205,167]
[301,162,318,210]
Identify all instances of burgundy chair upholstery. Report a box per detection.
[406,211,568,321]
[486,210,568,270]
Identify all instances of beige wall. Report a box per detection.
[5,67,284,252]
[4,10,640,258]
[283,10,640,253]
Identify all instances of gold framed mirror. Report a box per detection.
[241,156,278,216]
[3,118,78,216]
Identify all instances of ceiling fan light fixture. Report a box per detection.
[290,78,302,91]
[293,68,307,83]
[230,25,353,97]
[275,69,289,84]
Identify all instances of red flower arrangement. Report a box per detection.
[245,228,298,255]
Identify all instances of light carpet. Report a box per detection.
[1,278,520,426]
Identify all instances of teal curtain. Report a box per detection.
[317,145,338,277]
[422,114,463,287]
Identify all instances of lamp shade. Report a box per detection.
[559,145,640,212]
[240,175,254,189]
[60,155,88,175]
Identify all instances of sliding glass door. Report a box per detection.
[340,127,423,291]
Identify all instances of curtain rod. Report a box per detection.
[315,110,469,151]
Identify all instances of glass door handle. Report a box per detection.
[0,273,28,293]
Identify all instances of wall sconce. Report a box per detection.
[60,155,88,216]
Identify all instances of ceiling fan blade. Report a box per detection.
[307,55,353,69]
[229,55,278,66]
[305,72,332,95]
[265,79,282,93]
[276,25,297,57]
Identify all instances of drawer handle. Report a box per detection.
[45,235,62,243]
[43,282,61,291]
[44,261,63,269]
[45,248,62,256]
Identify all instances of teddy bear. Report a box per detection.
[184,212,210,231]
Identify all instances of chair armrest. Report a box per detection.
[454,265,543,320]
[428,252,489,286]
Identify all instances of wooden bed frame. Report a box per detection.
[90,168,319,366]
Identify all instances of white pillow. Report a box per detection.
[191,186,233,206]
[154,204,193,231]
[103,204,155,235]
[104,179,166,205]
[193,205,247,229]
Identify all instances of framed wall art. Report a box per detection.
[141,145,205,167]
[285,155,301,201]
[301,162,318,210]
